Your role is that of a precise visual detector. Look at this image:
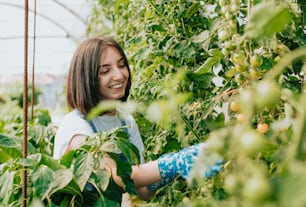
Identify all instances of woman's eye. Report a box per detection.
[99,69,109,74]
[119,65,126,68]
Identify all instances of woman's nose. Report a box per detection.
[111,67,124,80]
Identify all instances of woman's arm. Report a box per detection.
[104,156,162,188]
[64,134,87,154]
[65,135,157,199]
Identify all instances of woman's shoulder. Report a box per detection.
[57,110,88,128]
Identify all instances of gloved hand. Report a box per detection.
[147,143,223,191]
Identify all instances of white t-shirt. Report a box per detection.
[53,109,144,163]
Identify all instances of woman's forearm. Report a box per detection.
[131,160,161,187]
[105,157,161,188]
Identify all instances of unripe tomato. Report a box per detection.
[250,55,263,68]
[239,88,254,107]
[231,51,246,65]
[255,80,281,109]
[257,122,269,134]
[230,101,240,112]
[274,56,280,62]
[234,73,246,85]
[225,11,233,20]
[239,130,264,155]
[224,174,239,193]
[249,68,260,79]
[182,197,190,203]
[235,64,247,72]
[221,5,230,14]
[222,48,230,56]
[219,0,228,6]
[243,175,271,202]
[224,40,234,49]
[231,4,240,14]
[229,20,237,31]
[218,29,230,41]
[236,113,245,122]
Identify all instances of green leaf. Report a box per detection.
[73,153,94,191]
[0,171,15,205]
[107,152,136,195]
[92,169,110,191]
[32,165,54,200]
[60,150,76,168]
[194,50,222,74]
[246,2,292,38]
[114,130,140,165]
[50,169,73,195]
[185,2,200,19]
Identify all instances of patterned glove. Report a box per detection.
[147,143,223,191]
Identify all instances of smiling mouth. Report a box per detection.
[109,83,124,89]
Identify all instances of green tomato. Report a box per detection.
[231,4,240,13]
[255,80,281,109]
[239,130,264,156]
[224,40,234,49]
[243,175,271,202]
[235,64,247,72]
[250,55,263,68]
[219,0,228,6]
[218,29,230,41]
[249,68,260,79]
[225,11,233,20]
[231,51,246,65]
[234,73,246,85]
[222,47,230,56]
[225,174,240,193]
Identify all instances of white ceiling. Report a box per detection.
[0,0,91,75]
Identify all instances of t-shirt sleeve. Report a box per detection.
[53,112,93,160]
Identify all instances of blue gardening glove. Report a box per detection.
[147,143,223,191]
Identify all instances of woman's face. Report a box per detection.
[98,46,129,101]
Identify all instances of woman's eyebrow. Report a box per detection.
[117,57,125,63]
[99,57,124,67]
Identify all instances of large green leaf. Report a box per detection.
[73,153,94,191]
[245,2,292,38]
[0,171,15,205]
[92,169,110,191]
[114,130,140,165]
[32,165,54,200]
[107,152,136,195]
[194,49,222,74]
[49,169,73,195]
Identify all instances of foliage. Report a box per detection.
[87,0,305,206]
[0,98,139,206]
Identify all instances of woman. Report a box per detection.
[53,36,222,206]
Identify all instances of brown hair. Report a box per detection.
[66,36,132,115]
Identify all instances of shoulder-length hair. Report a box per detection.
[66,36,132,115]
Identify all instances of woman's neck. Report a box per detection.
[104,109,117,116]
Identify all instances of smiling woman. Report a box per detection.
[53,36,223,206]
[53,36,146,206]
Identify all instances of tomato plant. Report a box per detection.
[87,0,305,206]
